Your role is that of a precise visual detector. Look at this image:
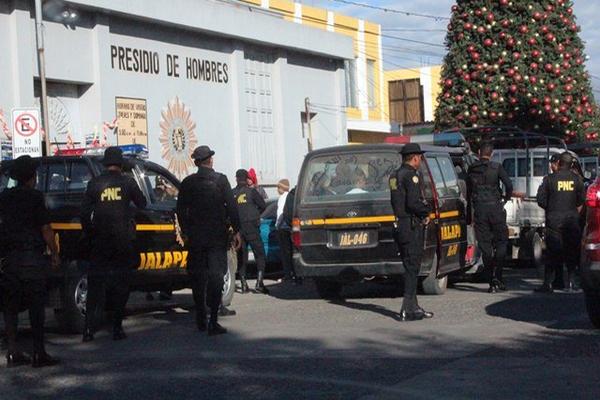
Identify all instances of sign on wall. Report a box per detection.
[12,108,42,158]
[115,97,148,146]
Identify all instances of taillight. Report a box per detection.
[465,244,475,264]
[292,218,301,248]
[586,182,600,208]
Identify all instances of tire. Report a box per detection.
[314,279,343,300]
[584,290,600,329]
[221,248,237,307]
[54,263,98,334]
[422,254,447,295]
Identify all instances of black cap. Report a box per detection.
[102,146,125,166]
[10,155,37,183]
[236,169,249,180]
[550,153,560,163]
[191,145,215,161]
[401,143,425,156]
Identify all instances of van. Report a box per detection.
[292,144,471,298]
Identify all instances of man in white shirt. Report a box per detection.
[275,179,293,282]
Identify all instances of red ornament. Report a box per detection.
[544,63,553,72]
[541,26,550,34]
[490,111,497,119]
[509,97,518,105]
[451,5,458,12]
[545,33,555,41]
[444,79,454,88]
[543,96,551,104]
[464,73,471,81]
[514,73,523,82]
[509,84,518,93]
[470,71,478,80]
[546,4,554,12]
[529,76,538,84]
[565,76,573,83]
[471,105,479,113]
[475,9,482,17]
[499,32,507,40]
[554,67,562,76]
[507,38,515,48]
[564,84,573,92]
[544,104,553,113]
[486,13,495,23]
[464,22,473,30]
[519,25,529,34]
[558,44,566,53]
[528,37,537,46]
[533,12,543,21]
[499,0,509,6]
[470,115,478,123]
[507,68,516,77]
[455,95,463,102]
[531,98,540,106]
[583,121,592,129]
[559,105,568,113]
[471,52,480,61]
[560,116,569,125]
[529,108,539,116]
[532,50,541,58]
[562,60,571,69]
[501,19,510,28]
[570,24,578,32]
[582,96,589,104]
[484,38,493,47]
[513,52,521,60]
[547,83,556,91]
[457,33,465,40]
[491,92,499,100]
[477,26,486,34]
[576,105,583,114]
[576,58,583,65]
[530,62,538,70]
[567,7,573,15]
[444,92,451,99]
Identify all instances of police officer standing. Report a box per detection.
[81,147,147,342]
[535,152,585,293]
[176,146,241,336]
[390,144,433,321]
[0,155,60,367]
[467,142,513,293]
[233,169,268,294]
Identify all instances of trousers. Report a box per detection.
[188,246,227,323]
[86,246,134,331]
[277,229,294,279]
[473,204,508,284]
[544,215,581,286]
[238,230,266,278]
[397,224,424,313]
[2,271,46,354]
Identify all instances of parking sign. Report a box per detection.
[12,108,42,158]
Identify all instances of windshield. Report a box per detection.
[299,151,400,205]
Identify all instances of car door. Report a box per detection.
[418,161,437,273]
[134,162,185,272]
[425,154,468,275]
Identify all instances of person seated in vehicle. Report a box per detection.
[330,162,353,189]
[346,168,368,195]
[310,171,336,197]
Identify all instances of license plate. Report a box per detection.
[330,230,376,249]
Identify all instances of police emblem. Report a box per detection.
[412,176,419,184]
[159,97,198,179]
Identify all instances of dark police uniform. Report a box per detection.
[467,158,513,291]
[536,166,585,292]
[176,146,240,333]
[81,148,146,341]
[0,155,59,367]
[233,178,267,293]
[390,144,431,319]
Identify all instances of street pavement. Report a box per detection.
[1,267,599,400]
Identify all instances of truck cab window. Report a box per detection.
[143,168,179,207]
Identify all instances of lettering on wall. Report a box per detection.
[159,97,198,179]
[115,97,148,146]
[110,45,229,84]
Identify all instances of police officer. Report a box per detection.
[233,169,268,294]
[467,142,513,293]
[81,147,147,342]
[176,146,241,336]
[390,143,433,321]
[0,155,60,367]
[535,152,585,293]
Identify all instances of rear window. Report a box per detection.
[299,151,400,204]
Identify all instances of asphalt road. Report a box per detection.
[1,268,599,400]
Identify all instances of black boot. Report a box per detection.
[6,352,30,368]
[534,284,553,293]
[208,319,227,336]
[240,277,249,294]
[565,271,577,292]
[255,271,269,294]
[32,352,60,368]
[218,306,237,317]
[82,323,94,343]
[113,325,127,341]
[196,311,207,332]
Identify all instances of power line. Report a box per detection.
[327,0,450,21]
[383,28,447,32]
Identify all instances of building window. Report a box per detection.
[367,59,376,109]
[388,78,424,124]
[344,58,358,108]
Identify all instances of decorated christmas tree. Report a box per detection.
[435,0,599,143]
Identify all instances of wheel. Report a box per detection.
[54,263,98,334]
[584,290,600,329]
[422,254,447,295]
[221,248,237,307]
[314,279,343,299]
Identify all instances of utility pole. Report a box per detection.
[305,97,313,152]
[34,0,51,156]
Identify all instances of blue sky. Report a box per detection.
[308,0,600,94]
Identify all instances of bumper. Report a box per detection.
[294,254,405,279]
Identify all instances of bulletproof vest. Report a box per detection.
[546,169,581,215]
[188,171,223,226]
[92,173,136,241]
[470,161,502,204]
